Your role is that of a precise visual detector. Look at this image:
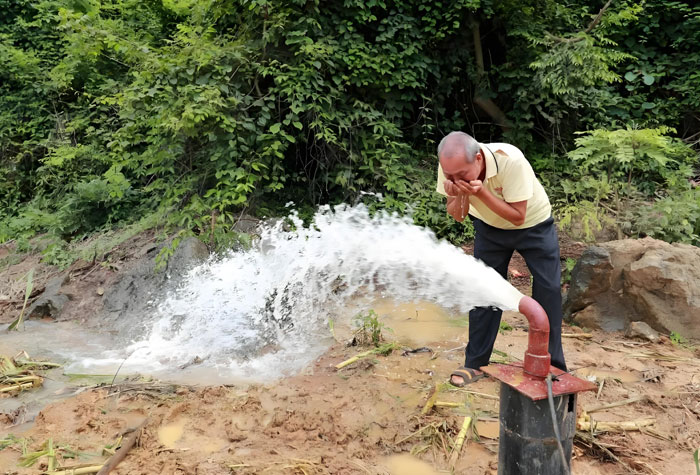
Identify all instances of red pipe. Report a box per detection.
[518,296,551,378]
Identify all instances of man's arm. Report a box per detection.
[461,180,528,226]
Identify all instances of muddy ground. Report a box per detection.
[1,233,699,474]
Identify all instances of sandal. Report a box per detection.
[449,367,485,387]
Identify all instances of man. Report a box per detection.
[435,131,566,386]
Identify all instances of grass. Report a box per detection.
[498,320,513,334]
[7,268,34,331]
[353,309,391,346]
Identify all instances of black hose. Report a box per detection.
[546,373,571,475]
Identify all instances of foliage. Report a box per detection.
[353,309,389,347]
[669,331,688,347]
[554,126,697,242]
[622,189,700,245]
[0,0,698,250]
[498,320,513,334]
[568,126,694,194]
[561,257,577,285]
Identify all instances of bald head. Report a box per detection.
[437,131,481,164]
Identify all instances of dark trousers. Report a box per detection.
[465,217,567,371]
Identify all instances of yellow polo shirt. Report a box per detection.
[435,143,551,230]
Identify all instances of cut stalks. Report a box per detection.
[335,342,398,370]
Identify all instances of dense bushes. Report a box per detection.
[0,0,698,250]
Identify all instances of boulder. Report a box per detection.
[571,305,603,330]
[563,246,612,315]
[27,275,70,319]
[565,238,700,339]
[624,243,700,339]
[102,237,209,336]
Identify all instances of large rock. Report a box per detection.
[563,246,612,315]
[624,244,700,338]
[27,275,71,319]
[102,237,209,335]
[565,238,700,339]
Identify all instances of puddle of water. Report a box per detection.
[158,419,185,447]
[370,299,467,346]
[575,368,641,383]
[384,454,439,475]
[475,420,500,439]
[156,418,226,454]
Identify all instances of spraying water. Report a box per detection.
[74,203,523,381]
[5,204,524,383]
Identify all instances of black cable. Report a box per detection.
[546,373,571,475]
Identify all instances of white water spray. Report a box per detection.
[73,204,523,381]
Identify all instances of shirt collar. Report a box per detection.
[480,143,499,180]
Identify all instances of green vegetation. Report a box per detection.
[353,309,389,346]
[498,320,513,334]
[562,257,577,285]
[669,330,689,347]
[0,0,698,252]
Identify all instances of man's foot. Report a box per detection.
[449,367,485,387]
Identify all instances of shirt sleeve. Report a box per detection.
[435,163,448,196]
[500,155,535,203]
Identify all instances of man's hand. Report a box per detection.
[444,179,477,222]
[460,180,483,196]
[444,179,481,197]
[443,179,460,197]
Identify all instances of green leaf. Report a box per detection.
[642,74,654,85]
[624,71,637,81]
[269,123,281,134]
[641,102,655,109]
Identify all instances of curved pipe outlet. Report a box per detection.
[518,296,551,378]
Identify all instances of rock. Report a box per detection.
[232,214,261,234]
[624,243,700,339]
[565,238,700,339]
[166,237,210,276]
[101,237,209,337]
[26,274,70,319]
[602,238,666,292]
[571,305,603,331]
[563,246,612,316]
[626,321,660,342]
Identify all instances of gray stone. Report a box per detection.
[27,274,70,319]
[166,237,210,276]
[626,321,660,342]
[232,214,261,234]
[101,237,209,338]
[563,246,612,316]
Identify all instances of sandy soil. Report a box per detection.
[1,234,699,475]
